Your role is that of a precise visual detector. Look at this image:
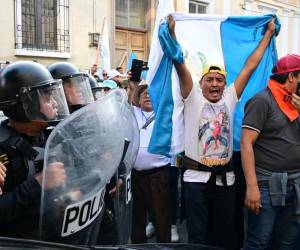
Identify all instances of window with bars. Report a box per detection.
[189,0,207,14]
[15,0,70,52]
[116,0,147,30]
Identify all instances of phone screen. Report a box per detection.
[130,59,143,82]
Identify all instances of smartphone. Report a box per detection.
[130,59,144,82]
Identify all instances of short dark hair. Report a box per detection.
[270,68,300,84]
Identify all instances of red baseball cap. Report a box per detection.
[273,54,300,74]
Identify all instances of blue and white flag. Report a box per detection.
[147,13,280,156]
[127,52,137,70]
[100,18,111,72]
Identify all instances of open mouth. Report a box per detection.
[209,89,220,96]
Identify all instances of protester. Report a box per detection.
[116,66,124,74]
[102,69,109,81]
[130,82,171,243]
[241,54,300,250]
[91,63,98,74]
[146,155,180,243]
[170,155,180,243]
[168,15,275,250]
[108,69,125,88]
[100,79,118,94]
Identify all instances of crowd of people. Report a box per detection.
[1,15,300,250]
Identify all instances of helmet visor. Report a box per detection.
[92,88,106,100]
[20,80,70,122]
[63,74,94,107]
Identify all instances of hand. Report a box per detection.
[128,81,137,92]
[35,162,66,190]
[108,178,123,196]
[127,71,142,85]
[292,94,300,112]
[245,185,262,214]
[266,17,276,35]
[168,15,176,39]
[0,162,7,188]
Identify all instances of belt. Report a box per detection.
[182,155,232,174]
[182,154,233,186]
[133,164,170,175]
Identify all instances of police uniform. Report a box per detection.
[0,61,69,239]
[0,120,46,238]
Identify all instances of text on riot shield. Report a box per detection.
[61,186,105,237]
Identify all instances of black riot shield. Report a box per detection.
[112,90,139,244]
[39,91,126,245]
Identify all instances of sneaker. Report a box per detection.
[171,225,179,243]
[146,222,155,238]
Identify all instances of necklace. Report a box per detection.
[209,103,218,116]
[141,110,154,129]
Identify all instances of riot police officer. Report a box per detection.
[0,61,69,238]
[48,62,94,113]
[87,73,103,100]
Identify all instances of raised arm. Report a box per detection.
[169,15,193,99]
[234,18,276,99]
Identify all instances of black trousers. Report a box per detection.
[184,176,237,250]
[232,151,246,249]
[131,166,171,243]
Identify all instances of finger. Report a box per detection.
[0,162,6,172]
[253,203,259,215]
[248,202,256,214]
[245,199,252,210]
[254,202,262,215]
[109,187,116,194]
[51,162,64,169]
[0,168,6,178]
[292,93,300,100]
[0,175,5,186]
[291,99,300,109]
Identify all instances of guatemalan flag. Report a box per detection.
[147,13,280,156]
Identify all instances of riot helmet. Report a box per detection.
[87,73,103,100]
[48,62,94,112]
[0,61,70,122]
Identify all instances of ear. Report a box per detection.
[288,72,294,82]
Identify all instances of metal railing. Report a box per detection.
[14,0,70,53]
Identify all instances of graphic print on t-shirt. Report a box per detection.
[198,103,230,165]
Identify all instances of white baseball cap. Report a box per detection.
[108,69,126,79]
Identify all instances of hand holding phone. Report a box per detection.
[130,59,144,82]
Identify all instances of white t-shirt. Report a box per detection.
[133,106,170,171]
[183,84,238,185]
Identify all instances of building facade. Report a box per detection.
[0,0,299,71]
